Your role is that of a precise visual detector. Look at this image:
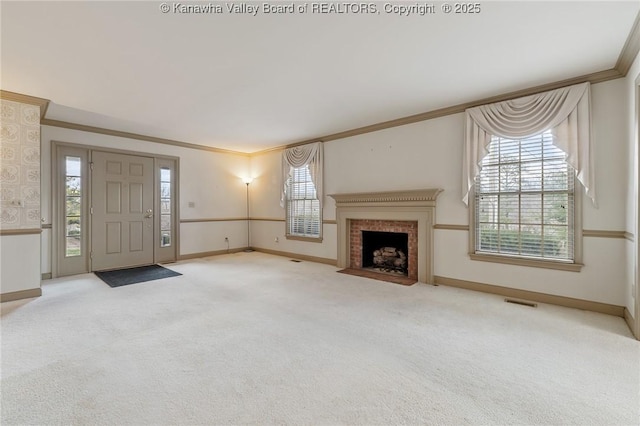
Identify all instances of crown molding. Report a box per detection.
[11,66,630,159]
[40,118,249,157]
[255,12,640,155]
[8,12,638,157]
[37,63,623,158]
[0,90,50,118]
[252,68,624,156]
[616,11,640,76]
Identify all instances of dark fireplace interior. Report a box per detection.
[362,230,409,276]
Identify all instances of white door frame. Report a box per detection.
[52,141,179,277]
[53,144,90,277]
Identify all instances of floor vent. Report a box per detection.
[290,259,302,263]
[504,298,538,308]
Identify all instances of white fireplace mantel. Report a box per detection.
[329,189,443,284]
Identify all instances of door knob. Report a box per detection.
[145,209,153,218]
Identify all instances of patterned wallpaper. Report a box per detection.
[0,99,41,230]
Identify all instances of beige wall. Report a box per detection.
[0,99,41,294]
[40,125,251,276]
[250,78,630,306]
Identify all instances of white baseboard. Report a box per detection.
[434,275,625,318]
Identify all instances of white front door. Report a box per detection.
[91,151,154,271]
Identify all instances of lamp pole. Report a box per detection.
[244,179,253,252]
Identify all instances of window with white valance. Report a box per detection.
[281,142,323,241]
[463,82,595,206]
[463,82,592,270]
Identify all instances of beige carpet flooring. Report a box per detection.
[1,252,639,425]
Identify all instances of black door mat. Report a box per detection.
[95,264,181,288]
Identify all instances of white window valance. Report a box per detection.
[281,141,323,207]
[462,82,596,207]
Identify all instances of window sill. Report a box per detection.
[469,253,583,272]
[286,235,323,243]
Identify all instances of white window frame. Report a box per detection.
[285,164,322,242]
[470,132,583,272]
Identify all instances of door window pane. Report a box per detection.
[66,237,81,257]
[65,156,82,257]
[160,167,172,247]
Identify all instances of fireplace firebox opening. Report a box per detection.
[362,230,409,276]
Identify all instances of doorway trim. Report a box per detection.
[51,141,180,278]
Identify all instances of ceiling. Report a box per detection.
[2,1,639,153]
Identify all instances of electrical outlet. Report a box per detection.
[274,237,279,243]
[224,237,229,242]
[188,201,195,208]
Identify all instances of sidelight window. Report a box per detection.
[65,156,82,257]
[160,167,172,247]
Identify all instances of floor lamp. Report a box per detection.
[243,177,254,252]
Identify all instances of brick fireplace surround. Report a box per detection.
[329,189,443,284]
[350,219,418,280]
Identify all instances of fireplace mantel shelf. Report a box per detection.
[329,189,443,205]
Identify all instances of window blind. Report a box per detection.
[287,165,320,237]
[475,131,575,261]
